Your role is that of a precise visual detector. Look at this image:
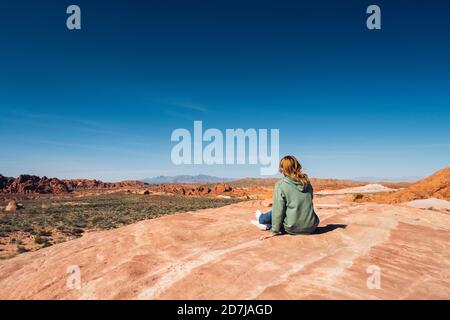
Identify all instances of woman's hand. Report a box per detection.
[259,233,278,240]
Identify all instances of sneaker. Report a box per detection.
[255,210,262,220]
[251,220,269,230]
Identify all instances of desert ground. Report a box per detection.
[0,168,449,299]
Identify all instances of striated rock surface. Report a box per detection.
[405,198,450,210]
[0,195,448,300]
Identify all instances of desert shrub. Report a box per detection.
[38,230,52,237]
[91,216,104,224]
[42,242,52,248]
[17,245,29,253]
[35,236,49,245]
[73,222,87,228]
[10,238,23,245]
[71,228,84,235]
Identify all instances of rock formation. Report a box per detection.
[0,174,235,197]
[214,183,232,193]
[0,195,448,299]
[356,167,450,203]
[5,200,19,212]
[0,175,13,189]
[0,175,147,195]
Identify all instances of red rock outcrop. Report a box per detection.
[0,172,374,198]
[231,178,366,191]
[0,175,13,189]
[4,200,19,212]
[111,180,147,188]
[214,183,232,193]
[0,175,148,195]
[150,184,211,196]
[357,167,450,204]
[2,175,70,194]
[148,183,234,196]
[63,179,109,190]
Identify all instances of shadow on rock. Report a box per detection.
[313,224,347,234]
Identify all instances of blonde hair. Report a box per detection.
[279,155,310,185]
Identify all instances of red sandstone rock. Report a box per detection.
[0,195,449,300]
[358,167,450,203]
[214,183,232,193]
[112,180,147,188]
[4,200,18,212]
[0,175,148,195]
[0,175,13,189]
[63,179,108,190]
[149,184,213,196]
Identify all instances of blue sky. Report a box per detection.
[0,0,449,181]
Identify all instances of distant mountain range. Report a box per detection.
[141,174,233,184]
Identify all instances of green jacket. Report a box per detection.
[271,176,319,235]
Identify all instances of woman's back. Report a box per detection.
[271,176,320,235]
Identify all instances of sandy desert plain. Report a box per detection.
[0,168,449,299]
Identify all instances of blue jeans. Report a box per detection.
[258,211,272,230]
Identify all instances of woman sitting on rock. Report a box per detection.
[251,155,320,239]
